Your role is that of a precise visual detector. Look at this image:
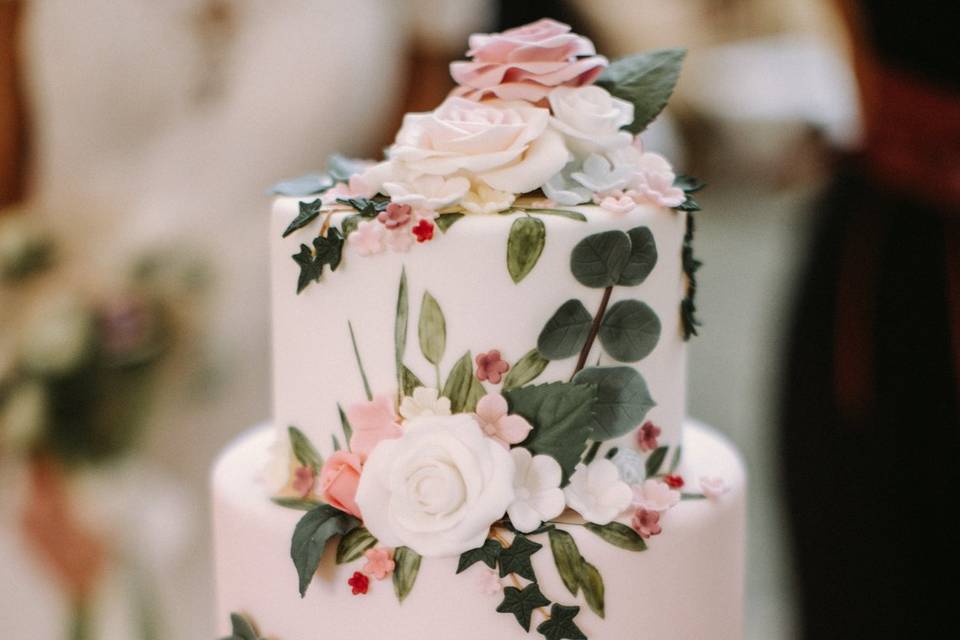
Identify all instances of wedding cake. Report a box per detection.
[212,19,745,640]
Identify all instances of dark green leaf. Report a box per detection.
[457,538,503,574]
[497,583,551,632]
[595,48,687,134]
[668,445,683,473]
[498,534,542,581]
[418,291,446,365]
[578,559,605,618]
[505,382,597,482]
[336,197,387,217]
[290,505,360,597]
[288,426,323,472]
[271,174,332,197]
[393,546,421,602]
[548,528,583,596]
[312,228,343,272]
[507,216,547,283]
[442,351,485,413]
[598,299,661,362]
[340,214,362,239]
[337,404,353,449]
[570,230,631,288]
[271,496,321,511]
[619,226,658,286]
[225,612,262,640]
[572,367,655,441]
[282,198,323,237]
[400,364,424,397]
[331,434,341,451]
[675,194,701,212]
[502,349,550,391]
[674,174,706,193]
[435,213,464,232]
[584,521,648,551]
[335,527,378,564]
[537,299,593,360]
[645,445,668,478]
[292,244,323,294]
[536,603,587,640]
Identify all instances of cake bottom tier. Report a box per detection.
[212,421,746,640]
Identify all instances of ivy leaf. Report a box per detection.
[312,228,343,272]
[457,538,503,574]
[336,197,387,217]
[271,174,332,197]
[393,546,422,602]
[674,194,701,212]
[496,583,551,632]
[618,226,658,286]
[645,445,669,478]
[288,426,323,472]
[537,299,593,360]
[505,382,597,482]
[340,214,362,239]
[584,521,648,551]
[507,216,547,283]
[442,351,486,413]
[595,48,686,134]
[271,496,321,511]
[335,527,378,564]
[436,213,464,232]
[597,299,661,362]
[578,559,605,618]
[291,505,360,597]
[400,364,424,397]
[498,534,542,581]
[292,244,323,294]
[418,291,446,365]
[547,528,583,596]
[222,612,263,640]
[570,230,631,288]
[502,349,550,391]
[282,198,323,237]
[572,367,655,441]
[536,603,587,640]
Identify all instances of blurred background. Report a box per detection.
[0,0,940,638]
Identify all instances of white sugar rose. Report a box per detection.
[564,458,633,525]
[387,96,569,195]
[355,414,515,557]
[549,86,634,157]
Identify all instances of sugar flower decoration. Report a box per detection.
[475,350,510,384]
[399,387,451,420]
[291,466,316,498]
[412,219,435,243]
[595,190,641,215]
[564,458,633,525]
[348,220,385,256]
[318,451,364,518]
[700,476,730,499]
[543,162,592,206]
[384,174,471,211]
[377,202,413,229]
[507,448,565,533]
[636,421,661,452]
[450,18,608,102]
[632,479,681,512]
[664,474,684,489]
[609,448,645,485]
[570,153,630,194]
[348,571,369,595]
[474,393,533,449]
[548,85,634,157]
[631,508,662,539]
[362,547,396,580]
[460,184,516,215]
[347,394,403,459]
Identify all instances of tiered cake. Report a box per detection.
[213,19,745,640]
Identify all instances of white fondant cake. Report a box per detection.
[211,17,745,640]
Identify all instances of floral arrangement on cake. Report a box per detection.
[273,18,705,339]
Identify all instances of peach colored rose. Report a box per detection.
[450,18,607,102]
[362,547,396,580]
[347,394,403,460]
[319,451,363,518]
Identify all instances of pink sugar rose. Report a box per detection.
[632,152,686,208]
[318,451,364,518]
[637,421,661,452]
[347,394,403,460]
[474,393,532,448]
[362,547,396,580]
[451,18,607,102]
[377,202,413,229]
[632,508,663,539]
[291,465,316,498]
[475,350,510,384]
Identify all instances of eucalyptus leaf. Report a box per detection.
[326,154,368,183]
[572,367,655,440]
[537,299,593,360]
[507,217,546,283]
[618,226,658,286]
[548,528,583,596]
[598,299,661,362]
[335,527,378,564]
[578,559,605,618]
[282,199,323,237]
[288,426,323,472]
[393,546,422,602]
[584,521,648,551]
[442,352,486,413]
[596,48,687,133]
[645,446,668,478]
[271,174,332,197]
[674,174,706,193]
[570,230,631,288]
[290,505,360,597]
[502,349,549,391]
[418,291,446,365]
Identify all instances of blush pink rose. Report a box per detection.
[450,18,608,102]
[347,394,403,459]
[319,451,363,518]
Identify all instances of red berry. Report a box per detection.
[664,474,684,489]
[412,219,435,243]
[348,571,369,595]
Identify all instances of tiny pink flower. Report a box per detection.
[384,226,415,253]
[595,190,640,215]
[347,394,403,460]
[477,567,503,596]
[377,202,413,229]
[631,508,662,539]
[291,465,316,498]
[700,476,729,500]
[636,421,661,452]
[362,547,396,580]
[632,478,680,512]
[474,393,532,448]
[475,350,510,384]
[348,220,385,256]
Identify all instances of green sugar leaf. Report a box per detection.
[400,364,425,397]
[326,154,367,183]
[292,244,323,294]
[335,527,378,564]
[223,612,263,640]
[507,216,547,283]
[271,174,332,197]
[290,505,360,597]
[457,538,503,574]
[645,445,669,478]
[570,230,631,288]
[282,198,323,237]
[572,367,655,441]
[394,269,409,396]
[618,226,658,286]
[598,299,661,362]
[337,404,353,449]
[270,496,322,511]
[418,291,447,365]
[502,349,550,391]
[596,48,687,134]
[668,445,683,473]
[436,212,464,232]
[518,207,588,222]
[498,534,542,582]
[584,521,648,552]
[496,583,551,632]
[674,174,706,193]
[336,197,388,217]
[537,299,593,360]
[442,351,486,414]
[393,546,422,602]
[547,528,583,596]
[536,603,587,640]
[578,558,605,619]
[287,426,323,472]
[312,228,343,272]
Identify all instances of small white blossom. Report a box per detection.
[700,476,730,500]
[507,448,565,533]
[460,184,516,215]
[564,458,632,525]
[399,387,451,420]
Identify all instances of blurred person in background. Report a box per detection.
[781,1,959,638]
